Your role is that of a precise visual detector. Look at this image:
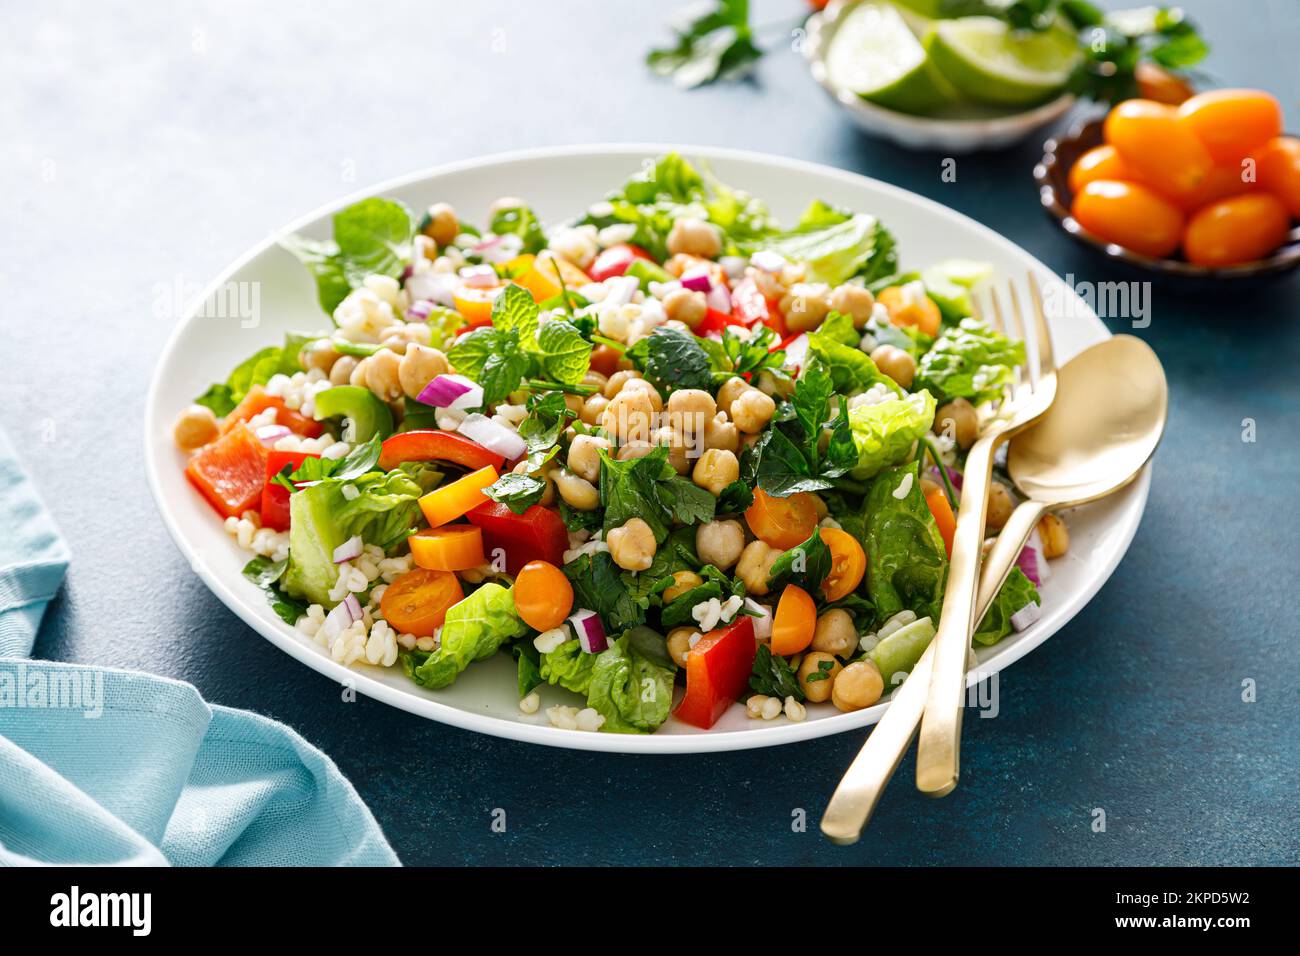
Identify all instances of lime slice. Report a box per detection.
[926,16,1080,107]
[824,2,958,115]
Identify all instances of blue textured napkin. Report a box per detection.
[0,430,398,866]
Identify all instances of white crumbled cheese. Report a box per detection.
[333,283,401,342]
[878,610,917,640]
[519,691,541,715]
[320,440,351,460]
[493,403,528,427]
[719,594,744,624]
[272,431,341,456]
[858,331,878,354]
[588,200,615,219]
[436,406,467,432]
[750,250,787,274]
[927,429,958,467]
[566,529,592,550]
[547,225,598,270]
[892,472,914,500]
[691,597,723,633]
[597,223,637,247]
[246,406,278,429]
[563,532,608,564]
[848,383,894,411]
[648,279,682,301]
[899,280,927,309]
[686,631,702,649]
[533,626,570,654]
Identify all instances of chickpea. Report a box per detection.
[692,448,740,497]
[1037,513,1069,559]
[554,469,599,510]
[696,519,745,570]
[564,392,585,417]
[421,202,459,247]
[986,482,1014,531]
[798,652,843,704]
[812,610,858,658]
[349,356,369,388]
[665,389,716,436]
[607,517,657,571]
[831,660,884,712]
[363,348,404,402]
[603,369,642,399]
[330,354,359,386]
[666,217,722,259]
[666,627,696,667]
[731,388,776,434]
[617,440,655,461]
[735,540,780,596]
[653,426,690,475]
[870,344,916,389]
[663,288,708,329]
[512,460,556,506]
[703,413,740,454]
[780,282,832,333]
[566,434,609,483]
[936,398,978,450]
[663,570,704,604]
[300,339,339,373]
[601,389,655,443]
[716,376,750,414]
[173,404,219,451]
[622,377,663,413]
[397,343,450,399]
[582,370,609,391]
[829,284,876,329]
[580,393,609,426]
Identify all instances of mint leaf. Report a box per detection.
[536,318,592,385]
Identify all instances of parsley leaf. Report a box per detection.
[749,644,804,702]
[766,527,832,594]
[483,472,547,514]
[647,0,763,89]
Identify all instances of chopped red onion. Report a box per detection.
[783,333,810,370]
[333,535,363,564]
[417,374,483,410]
[568,609,607,654]
[405,270,458,306]
[322,592,364,638]
[400,263,415,281]
[680,270,712,293]
[1010,601,1041,632]
[929,465,963,493]
[460,264,498,289]
[472,235,504,255]
[255,424,292,446]
[706,283,731,314]
[1015,530,1051,587]
[405,298,434,322]
[457,413,526,461]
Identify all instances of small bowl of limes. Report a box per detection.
[805,0,1080,152]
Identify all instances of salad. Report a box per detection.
[172,153,1064,735]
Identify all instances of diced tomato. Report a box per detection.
[222,385,323,438]
[731,276,787,337]
[452,286,498,327]
[465,502,568,574]
[673,616,757,730]
[696,307,747,337]
[260,450,319,531]
[185,423,269,519]
[377,430,505,473]
[588,243,653,283]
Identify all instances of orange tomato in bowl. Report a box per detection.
[1071,180,1185,259]
[1068,145,1134,195]
[1178,89,1283,165]
[1182,194,1291,268]
[1104,99,1214,197]
[1253,136,1300,219]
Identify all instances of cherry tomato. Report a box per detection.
[1171,163,1254,213]
[770,584,817,656]
[1182,193,1291,268]
[588,344,624,378]
[452,286,497,327]
[819,528,866,602]
[1104,99,1214,198]
[744,489,819,551]
[1252,136,1300,218]
[1178,88,1283,165]
[876,285,941,338]
[588,243,653,283]
[380,568,463,637]
[1071,180,1185,259]
[408,525,485,572]
[923,488,956,559]
[1068,145,1135,196]
[513,560,574,632]
[1134,62,1194,106]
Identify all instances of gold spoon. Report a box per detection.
[821,333,1168,845]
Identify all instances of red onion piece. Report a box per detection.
[461,264,498,288]
[405,298,434,322]
[568,609,607,654]
[680,270,712,293]
[1010,601,1041,632]
[405,270,458,306]
[255,424,292,446]
[457,413,526,461]
[417,374,482,410]
[322,591,364,638]
[706,283,731,314]
[783,333,809,371]
[333,534,363,564]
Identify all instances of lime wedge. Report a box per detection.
[824,2,958,115]
[926,16,1080,107]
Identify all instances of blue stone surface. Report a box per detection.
[2,0,1295,865]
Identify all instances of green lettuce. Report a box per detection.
[915,318,1026,406]
[539,639,599,694]
[402,584,528,690]
[849,389,936,479]
[283,469,422,606]
[861,462,947,624]
[193,331,316,416]
[973,568,1039,646]
[585,634,676,734]
[747,210,896,286]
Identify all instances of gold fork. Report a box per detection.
[915,273,1059,796]
[821,273,1059,842]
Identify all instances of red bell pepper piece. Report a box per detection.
[731,276,787,337]
[696,307,747,337]
[260,450,320,531]
[465,502,568,574]
[588,243,653,283]
[673,616,757,729]
[377,430,506,473]
[185,423,269,519]
[222,385,323,438]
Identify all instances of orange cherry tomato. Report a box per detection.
[418,465,499,527]
[513,560,575,632]
[588,344,624,378]
[1178,88,1283,165]
[1182,193,1291,268]
[452,286,497,327]
[924,488,956,559]
[819,527,866,601]
[1253,136,1300,218]
[1134,62,1194,106]
[770,584,817,656]
[380,568,463,637]
[876,285,941,338]
[1068,145,1135,196]
[1104,99,1214,198]
[1171,163,1254,213]
[408,525,485,572]
[1071,180,1185,259]
[744,489,819,551]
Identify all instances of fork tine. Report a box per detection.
[1027,271,1056,376]
[1003,281,1032,389]
[985,287,1004,335]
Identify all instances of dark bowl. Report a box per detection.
[1034,116,1300,287]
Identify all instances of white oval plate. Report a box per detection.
[145,144,1148,753]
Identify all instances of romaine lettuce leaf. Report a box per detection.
[915,318,1026,406]
[539,639,599,694]
[861,461,947,624]
[848,389,936,479]
[402,583,527,690]
[585,634,676,734]
[972,568,1039,646]
[748,211,896,286]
